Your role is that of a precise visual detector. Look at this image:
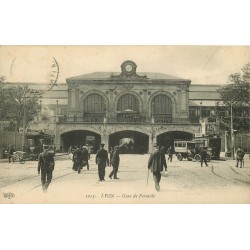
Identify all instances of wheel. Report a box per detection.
[177,153,183,161]
[194,154,201,162]
[20,159,25,164]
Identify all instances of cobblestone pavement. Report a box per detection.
[0,154,249,204]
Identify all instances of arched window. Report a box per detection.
[117,94,141,122]
[152,94,172,123]
[117,94,139,112]
[84,94,105,122]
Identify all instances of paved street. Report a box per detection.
[0,154,249,204]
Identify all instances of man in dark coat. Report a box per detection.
[235,146,245,168]
[109,146,120,179]
[95,143,109,181]
[109,147,114,166]
[148,143,167,191]
[200,147,208,167]
[38,145,55,192]
[167,146,174,162]
[72,146,84,173]
[8,144,16,163]
[82,146,90,170]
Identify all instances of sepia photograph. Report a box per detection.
[0,45,249,204]
[1,2,250,250]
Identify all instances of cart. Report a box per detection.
[12,151,27,164]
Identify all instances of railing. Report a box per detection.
[58,115,199,124]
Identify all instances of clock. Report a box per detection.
[121,60,137,75]
[125,64,133,72]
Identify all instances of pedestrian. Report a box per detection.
[200,147,208,167]
[109,146,120,179]
[109,147,114,166]
[235,146,245,168]
[148,143,167,191]
[1,146,7,159]
[95,143,109,181]
[38,145,55,192]
[82,146,90,170]
[7,144,15,163]
[72,146,84,173]
[167,146,174,162]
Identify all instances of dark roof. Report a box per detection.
[66,72,189,81]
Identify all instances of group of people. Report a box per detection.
[69,143,121,181]
[36,142,246,193]
[95,143,121,181]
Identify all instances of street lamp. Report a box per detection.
[56,100,59,122]
[230,102,235,160]
[200,102,202,119]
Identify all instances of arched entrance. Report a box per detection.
[61,130,101,153]
[109,130,149,154]
[157,131,193,152]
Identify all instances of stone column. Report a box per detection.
[101,134,109,151]
[75,88,79,113]
[143,89,148,115]
[148,129,157,153]
[100,125,109,150]
[71,88,76,110]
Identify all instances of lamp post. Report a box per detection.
[200,102,202,120]
[56,100,59,122]
[21,88,27,152]
[230,102,235,160]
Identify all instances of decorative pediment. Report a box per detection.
[110,60,148,81]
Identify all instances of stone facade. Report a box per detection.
[55,60,201,153]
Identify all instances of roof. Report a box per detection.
[66,72,190,81]
[189,100,224,107]
[189,91,221,100]
[189,84,222,100]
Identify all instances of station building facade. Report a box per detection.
[3,61,249,153]
[54,60,202,153]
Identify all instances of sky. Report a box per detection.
[1,45,250,85]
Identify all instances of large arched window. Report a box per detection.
[152,94,172,123]
[117,94,142,122]
[84,94,105,122]
[117,94,139,112]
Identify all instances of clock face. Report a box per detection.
[125,64,133,72]
[121,60,137,75]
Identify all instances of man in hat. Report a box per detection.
[72,145,84,173]
[235,146,245,168]
[96,143,109,181]
[8,144,15,163]
[148,143,167,191]
[38,145,55,192]
[200,147,208,167]
[82,146,90,170]
[167,146,174,162]
[109,146,120,179]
